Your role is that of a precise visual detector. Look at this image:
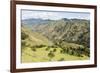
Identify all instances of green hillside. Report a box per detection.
[21,25,52,47]
[32,19,90,48]
[21,19,90,63]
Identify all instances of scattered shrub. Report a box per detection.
[48,51,55,58]
[45,47,50,51]
[21,41,26,49]
[58,58,65,61]
[60,50,63,53]
[36,45,46,48]
[21,32,29,40]
[32,48,36,51]
[53,49,56,52]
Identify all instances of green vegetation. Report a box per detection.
[58,58,65,61]
[22,46,89,63]
[21,18,90,63]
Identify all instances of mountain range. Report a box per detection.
[22,18,90,48]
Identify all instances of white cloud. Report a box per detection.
[22,10,90,20]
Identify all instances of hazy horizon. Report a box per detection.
[21,9,90,20]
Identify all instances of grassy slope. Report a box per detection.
[21,25,89,63]
[21,26,52,46]
[22,47,89,63]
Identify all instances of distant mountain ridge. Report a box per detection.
[22,18,89,25]
[22,18,52,27]
[22,18,90,48]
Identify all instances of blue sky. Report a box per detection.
[21,10,90,20]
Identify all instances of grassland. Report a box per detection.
[22,46,89,63]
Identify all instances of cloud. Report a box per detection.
[22,10,90,20]
[22,10,61,20]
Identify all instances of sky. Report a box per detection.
[21,9,90,20]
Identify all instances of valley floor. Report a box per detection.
[21,47,89,63]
